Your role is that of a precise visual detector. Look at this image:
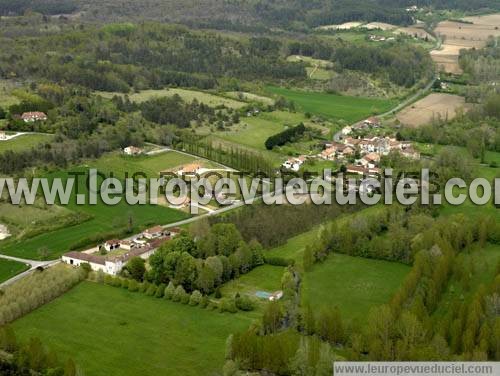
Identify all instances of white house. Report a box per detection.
[62,238,167,276]
[62,252,107,273]
[341,126,352,136]
[282,156,305,172]
[123,146,143,156]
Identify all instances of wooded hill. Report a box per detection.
[2,0,499,31]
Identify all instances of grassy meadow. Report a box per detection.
[0,258,29,283]
[302,253,410,322]
[218,111,307,151]
[0,134,54,153]
[219,264,284,312]
[267,86,395,122]
[13,282,253,376]
[0,152,194,260]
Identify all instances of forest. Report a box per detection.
[3,1,499,31]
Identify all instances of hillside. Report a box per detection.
[3,0,499,31]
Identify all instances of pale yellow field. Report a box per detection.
[317,22,363,30]
[225,91,275,105]
[433,14,500,74]
[395,26,435,41]
[396,93,470,127]
[97,88,246,108]
[363,22,397,31]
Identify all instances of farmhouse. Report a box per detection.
[143,225,164,239]
[63,236,171,275]
[346,165,381,177]
[359,152,381,168]
[363,116,381,128]
[175,163,202,176]
[0,131,6,140]
[321,143,354,160]
[21,111,47,123]
[123,146,143,156]
[104,239,121,252]
[282,156,306,171]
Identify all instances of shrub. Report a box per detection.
[220,298,238,314]
[120,278,130,289]
[214,287,222,299]
[96,270,105,284]
[181,291,190,304]
[80,263,92,276]
[173,285,186,302]
[264,256,294,267]
[146,284,158,296]
[155,284,166,298]
[235,294,255,311]
[139,281,150,294]
[164,282,175,300]
[128,279,139,292]
[189,290,202,306]
[200,295,209,308]
[104,275,114,286]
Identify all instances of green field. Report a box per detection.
[267,86,395,123]
[98,88,246,109]
[0,152,193,260]
[218,111,306,150]
[91,150,200,178]
[0,134,54,153]
[302,253,410,322]
[0,258,29,283]
[13,282,253,376]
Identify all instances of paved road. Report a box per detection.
[0,254,56,288]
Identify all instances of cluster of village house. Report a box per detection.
[62,226,180,276]
[282,117,420,176]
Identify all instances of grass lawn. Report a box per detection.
[97,88,246,109]
[433,244,500,318]
[0,134,53,153]
[0,258,29,283]
[219,264,284,302]
[13,282,253,376]
[90,150,199,178]
[0,152,193,260]
[266,86,395,123]
[302,253,410,322]
[218,111,307,151]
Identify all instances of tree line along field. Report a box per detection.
[12,282,254,376]
[432,244,500,319]
[0,151,196,260]
[0,258,29,283]
[266,86,396,123]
